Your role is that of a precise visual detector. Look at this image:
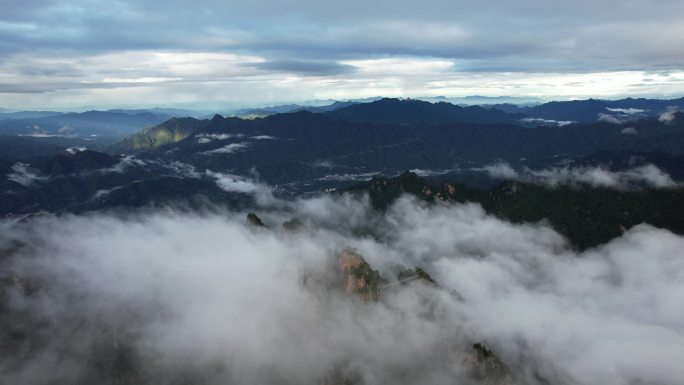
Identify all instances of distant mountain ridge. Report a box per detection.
[488,97,684,123]
[233,100,357,118]
[3,147,684,251]
[106,106,684,191]
[325,98,526,125]
[0,109,199,138]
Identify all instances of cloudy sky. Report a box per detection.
[1,0,684,109]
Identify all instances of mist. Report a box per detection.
[1,193,683,385]
[6,163,47,187]
[475,162,679,189]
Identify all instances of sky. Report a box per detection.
[1,0,684,109]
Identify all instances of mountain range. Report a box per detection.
[102,99,684,192]
[2,96,684,385]
[0,108,203,138]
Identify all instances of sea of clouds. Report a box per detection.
[1,191,683,385]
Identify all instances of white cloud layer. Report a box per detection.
[6,163,47,187]
[99,155,147,174]
[200,142,250,155]
[620,127,638,135]
[1,195,684,385]
[476,162,679,189]
[195,133,244,144]
[659,106,680,123]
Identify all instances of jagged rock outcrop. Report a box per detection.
[337,250,381,301]
[246,212,267,228]
[462,343,517,385]
[397,267,437,286]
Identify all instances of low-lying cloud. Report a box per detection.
[200,142,250,155]
[659,106,679,124]
[317,172,381,182]
[473,162,519,180]
[409,168,458,177]
[475,162,679,189]
[1,194,684,385]
[100,155,148,174]
[597,113,633,124]
[195,133,244,144]
[520,117,574,126]
[6,162,47,187]
[605,107,645,115]
[205,170,274,203]
[64,147,87,154]
[620,127,638,135]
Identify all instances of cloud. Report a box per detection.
[64,147,87,154]
[409,168,457,177]
[252,60,357,76]
[597,113,627,124]
[205,170,266,193]
[2,195,684,385]
[520,117,574,126]
[92,186,122,199]
[2,1,684,108]
[205,170,274,204]
[317,172,381,182]
[529,165,678,189]
[311,159,335,168]
[659,106,679,123]
[17,133,65,138]
[250,135,277,140]
[156,160,203,178]
[6,162,47,187]
[99,155,147,174]
[473,162,519,179]
[195,133,244,144]
[475,162,679,189]
[598,107,649,124]
[200,142,250,155]
[605,107,645,115]
[620,127,638,135]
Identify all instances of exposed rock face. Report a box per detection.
[462,343,517,385]
[337,250,380,301]
[397,267,437,287]
[246,212,266,228]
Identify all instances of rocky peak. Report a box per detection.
[246,212,267,228]
[337,250,380,301]
[461,343,517,385]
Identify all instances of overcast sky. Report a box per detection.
[1,0,684,109]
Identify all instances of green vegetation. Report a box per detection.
[115,117,202,152]
[349,172,684,250]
